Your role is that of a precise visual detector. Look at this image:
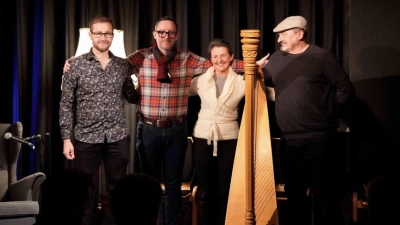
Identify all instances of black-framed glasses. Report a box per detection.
[156,30,178,38]
[90,31,114,38]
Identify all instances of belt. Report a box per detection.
[139,114,186,127]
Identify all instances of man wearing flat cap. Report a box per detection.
[262,16,354,225]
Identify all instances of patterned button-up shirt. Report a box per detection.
[59,50,131,143]
[126,48,243,119]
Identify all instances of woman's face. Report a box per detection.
[210,46,234,74]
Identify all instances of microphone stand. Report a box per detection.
[24,133,50,173]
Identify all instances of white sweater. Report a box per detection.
[189,66,245,155]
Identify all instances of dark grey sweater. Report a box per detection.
[263,44,354,139]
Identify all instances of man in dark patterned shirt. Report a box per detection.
[59,16,131,225]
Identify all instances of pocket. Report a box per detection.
[174,121,187,134]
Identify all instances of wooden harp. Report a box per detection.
[225,30,279,225]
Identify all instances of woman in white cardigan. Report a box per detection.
[189,38,245,225]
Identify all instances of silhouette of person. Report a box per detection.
[110,173,163,225]
[35,169,94,225]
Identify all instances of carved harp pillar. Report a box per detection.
[225,30,279,225]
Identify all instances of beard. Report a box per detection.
[280,45,288,52]
[93,41,110,52]
[159,40,174,50]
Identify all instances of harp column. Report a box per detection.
[241,29,260,225]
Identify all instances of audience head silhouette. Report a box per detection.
[111,173,162,225]
[36,169,94,225]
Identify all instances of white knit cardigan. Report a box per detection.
[189,66,245,156]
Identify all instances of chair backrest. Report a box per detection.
[0,122,23,201]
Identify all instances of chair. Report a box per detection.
[352,185,368,223]
[160,137,198,225]
[275,184,314,222]
[0,122,46,225]
[362,174,400,225]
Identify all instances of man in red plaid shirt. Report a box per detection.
[123,16,241,225]
[123,16,269,225]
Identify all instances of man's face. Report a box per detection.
[153,20,179,54]
[277,29,303,53]
[90,22,114,53]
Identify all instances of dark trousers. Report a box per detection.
[73,136,130,225]
[136,121,187,225]
[194,137,237,225]
[280,136,346,225]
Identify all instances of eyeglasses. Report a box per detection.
[90,31,114,38]
[156,30,178,38]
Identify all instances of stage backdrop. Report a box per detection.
[8,0,398,180]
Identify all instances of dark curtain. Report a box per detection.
[2,0,345,178]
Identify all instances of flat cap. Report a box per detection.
[273,16,307,33]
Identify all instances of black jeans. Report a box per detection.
[280,136,346,225]
[73,136,130,225]
[136,121,187,225]
[194,138,237,225]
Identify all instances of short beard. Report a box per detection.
[280,46,288,52]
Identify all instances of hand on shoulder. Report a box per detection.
[63,56,75,74]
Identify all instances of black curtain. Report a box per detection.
[2,0,345,178]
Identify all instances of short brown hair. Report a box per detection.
[89,16,114,31]
[207,38,233,58]
[154,16,178,32]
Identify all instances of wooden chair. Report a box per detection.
[276,183,314,225]
[353,175,400,224]
[352,185,368,223]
